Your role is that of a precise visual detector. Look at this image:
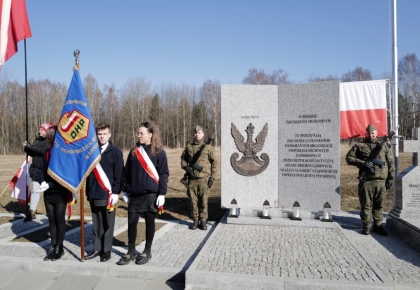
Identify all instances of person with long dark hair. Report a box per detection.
[22,122,53,219]
[38,125,68,261]
[117,121,169,265]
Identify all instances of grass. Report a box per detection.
[0,145,414,221]
[0,147,224,222]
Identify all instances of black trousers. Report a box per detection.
[90,200,116,253]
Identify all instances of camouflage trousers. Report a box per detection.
[187,178,209,220]
[358,179,387,227]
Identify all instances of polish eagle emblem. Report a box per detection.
[230,122,269,176]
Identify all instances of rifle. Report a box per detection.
[180,134,215,187]
[358,131,394,182]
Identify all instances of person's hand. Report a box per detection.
[22,141,28,147]
[110,194,119,205]
[156,195,165,207]
[207,177,215,188]
[122,192,129,204]
[386,179,393,190]
[39,181,49,192]
[365,161,375,173]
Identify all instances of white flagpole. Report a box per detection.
[391,0,399,203]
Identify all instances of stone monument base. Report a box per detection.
[386,213,420,252]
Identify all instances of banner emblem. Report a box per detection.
[58,109,90,145]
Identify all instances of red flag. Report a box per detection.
[0,0,32,68]
[340,80,388,139]
[9,160,31,206]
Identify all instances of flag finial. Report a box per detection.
[73,49,80,71]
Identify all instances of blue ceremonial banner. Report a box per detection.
[47,69,100,192]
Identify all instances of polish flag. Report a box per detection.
[340,80,388,139]
[9,160,31,206]
[0,0,32,68]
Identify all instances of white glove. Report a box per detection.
[39,181,49,192]
[110,194,119,205]
[122,192,129,204]
[156,195,165,207]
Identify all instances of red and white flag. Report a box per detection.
[9,160,31,206]
[340,80,388,139]
[0,0,32,68]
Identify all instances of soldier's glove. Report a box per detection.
[365,161,375,173]
[207,177,215,188]
[386,179,393,190]
[183,166,193,173]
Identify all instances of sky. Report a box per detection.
[2,0,420,91]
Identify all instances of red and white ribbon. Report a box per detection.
[93,163,112,194]
[135,146,159,184]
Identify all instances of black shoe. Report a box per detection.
[51,245,64,261]
[189,220,198,230]
[362,225,371,235]
[372,225,388,236]
[199,219,207,230]
[44,245,57,261]
[30,210,36,220]
[135,252,152,265]
[100,251,111,262]
[117,253,136,265]
[85,250,101,260]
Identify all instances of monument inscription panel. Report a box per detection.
[278,81,340,211]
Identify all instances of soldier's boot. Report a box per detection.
[199,219,207,231]
[189,219,198,230]
[362,225,371,235]
[29,210,36,220]
[372,224,387,236]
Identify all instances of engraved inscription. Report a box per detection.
[406,184,420,208]
[280,114,338,179]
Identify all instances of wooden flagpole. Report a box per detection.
[73,50,85,261]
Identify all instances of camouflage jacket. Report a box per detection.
[345,140,395,181]
[181,139,217,179]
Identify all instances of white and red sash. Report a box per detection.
[135,146,159,184]
[92,163,115,211]
[93,163,112,194]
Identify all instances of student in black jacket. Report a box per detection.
[117,121,169,265]
[23,122,53,219]
[38,126,68,261]
[84,123,124,262]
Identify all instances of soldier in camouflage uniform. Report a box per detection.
[181,125,217,230]
[346,124,394,236]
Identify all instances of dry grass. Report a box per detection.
[0,147,225,222]
[0,145,414,219]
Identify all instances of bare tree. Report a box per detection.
[398,53,420,136]
[200,79,221,146]
[242,68,290,85]
[341,67,372,82]
[308,74,339,82]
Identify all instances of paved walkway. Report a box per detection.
[0,212,419,289]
